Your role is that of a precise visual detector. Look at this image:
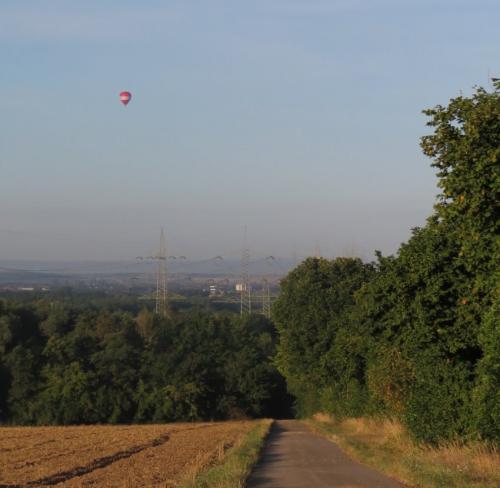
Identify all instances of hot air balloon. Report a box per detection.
[119,91,132,106]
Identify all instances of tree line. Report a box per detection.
[0,299,290,424]
[273,84,499,444]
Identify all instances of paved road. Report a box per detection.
[247,420,406,488]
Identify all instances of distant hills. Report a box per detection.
[0,267,69,285]
[0,257,295,285]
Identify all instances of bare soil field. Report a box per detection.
[0,421,256,487]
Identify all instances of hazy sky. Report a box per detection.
[1,0,498,261]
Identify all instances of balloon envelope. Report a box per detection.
[119,91,132,106]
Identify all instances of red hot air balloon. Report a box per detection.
[119,91,132,106]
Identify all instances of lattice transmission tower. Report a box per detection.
[135,229,169,316]
[155,228,168,316]
[261,278,271,319]
[240,229,252,316]
[261,255,276,319]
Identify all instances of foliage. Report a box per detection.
[273,257,374,417]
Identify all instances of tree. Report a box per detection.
[420,84,500,441]
[35,362,96,424]
[91,312,143,423]
[273,257,374,416]
[5,345,39,423]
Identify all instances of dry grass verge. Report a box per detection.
[179,419,273,488]
[308,414,500,488]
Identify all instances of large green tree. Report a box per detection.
[421,83,499,441]
[273,257,374,416]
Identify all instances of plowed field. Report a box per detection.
[0,421,256,487]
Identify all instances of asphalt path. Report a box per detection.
[247,420,406,488]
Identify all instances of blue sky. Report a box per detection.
[1,0,498,261]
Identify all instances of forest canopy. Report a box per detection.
[0,299,290,425]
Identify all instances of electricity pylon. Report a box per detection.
[136,230,180,316]
[240,229,252,315]
[314,241,322,258]
[261,278,271,319]
[261,255,276,319]
[155,228,168,316]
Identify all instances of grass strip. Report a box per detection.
[307,415,499,488]
[180,419,273,488]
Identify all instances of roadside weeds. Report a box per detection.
[179,419,273,488]
[307,414,500,488]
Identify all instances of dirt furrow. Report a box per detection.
[0,433,170,488]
